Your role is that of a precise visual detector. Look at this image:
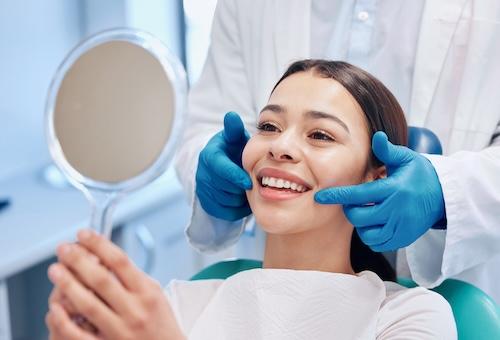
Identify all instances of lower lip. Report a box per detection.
[258,185,308,201]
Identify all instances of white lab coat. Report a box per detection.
[175,0,500,302]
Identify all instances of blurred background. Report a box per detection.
[0,1,261,339]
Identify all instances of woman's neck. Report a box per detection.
[262,223,355,275]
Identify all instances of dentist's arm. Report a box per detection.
[405,144,500,287]
[174,0,255,252]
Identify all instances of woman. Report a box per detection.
[46,60,456,339]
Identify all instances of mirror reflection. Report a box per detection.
[54,40,175,183]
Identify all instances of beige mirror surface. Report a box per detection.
[54,40,174,183]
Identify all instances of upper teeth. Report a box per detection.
[261,176,307,192]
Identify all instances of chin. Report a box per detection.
[252,204,310,235]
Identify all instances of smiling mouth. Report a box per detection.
[257,175,312,193]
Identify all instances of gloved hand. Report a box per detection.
[195,111,252,221]
[314,131,446,252]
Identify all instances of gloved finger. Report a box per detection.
[343,203,389,228]
[223,112,248,144]
[372,131,414,167]
[367,222,401,252]
[208,171,252,194]
[202,148,252,190]
[196,188,250,221]
[370,238,399,253]
[196,165,244,195]
[315,178,394,205]
[356,223,396,247]
[375,223,420,252]
[223,202,252,222]
[208,186,248,208]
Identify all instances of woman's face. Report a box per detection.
[242,71,382,234]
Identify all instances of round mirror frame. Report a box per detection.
[45,28,187,194]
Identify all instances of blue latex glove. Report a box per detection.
[314,131,446,252]
[195,112,252,221]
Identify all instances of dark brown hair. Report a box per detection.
[273,60,408,281]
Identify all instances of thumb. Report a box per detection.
[223,111,247,144]
[372,131,413,166]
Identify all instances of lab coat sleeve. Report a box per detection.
[405,145,500,288]
[174,0,255,252]
[377,285,457,339]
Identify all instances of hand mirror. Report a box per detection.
[45,29,187,238]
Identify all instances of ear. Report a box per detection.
[365,165,386,182]
[374,165,387,180]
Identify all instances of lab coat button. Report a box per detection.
[357,11,369,21]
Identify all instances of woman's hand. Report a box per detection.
[45,229,185,340]
[47,287,99,338]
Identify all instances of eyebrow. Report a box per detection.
[260,104,350,133]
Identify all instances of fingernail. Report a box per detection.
[78,229,92,241]
[48,264,61,281]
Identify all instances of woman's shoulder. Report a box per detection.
[377,281,457,339]
[164,279,225,335]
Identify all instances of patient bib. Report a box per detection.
[170,269,387,339]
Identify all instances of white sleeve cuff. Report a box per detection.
[406,152,499,287]
[184,197,246,254]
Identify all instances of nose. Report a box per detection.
[268,131,300,162]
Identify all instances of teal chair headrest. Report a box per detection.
[408,126,443,155]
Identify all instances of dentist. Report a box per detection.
[175,0,500,302]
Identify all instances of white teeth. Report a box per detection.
[276,179,284,188]
[260,176,307,192]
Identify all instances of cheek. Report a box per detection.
[242,137,266,207]
[308,149,369,188]
[242,138,259,173]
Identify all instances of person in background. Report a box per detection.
[175,0,500,302]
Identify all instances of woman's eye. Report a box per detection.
[309,130,335,142]
[257,122,280,132]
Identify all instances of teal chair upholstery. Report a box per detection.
[190,258,262,281]
[191,259,500,339]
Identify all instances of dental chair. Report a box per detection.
[190,127,500,339]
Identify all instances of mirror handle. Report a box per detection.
[88,191,118,238]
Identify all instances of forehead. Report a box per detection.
[268,71,365,126]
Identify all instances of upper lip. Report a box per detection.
[256,167,313,190]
